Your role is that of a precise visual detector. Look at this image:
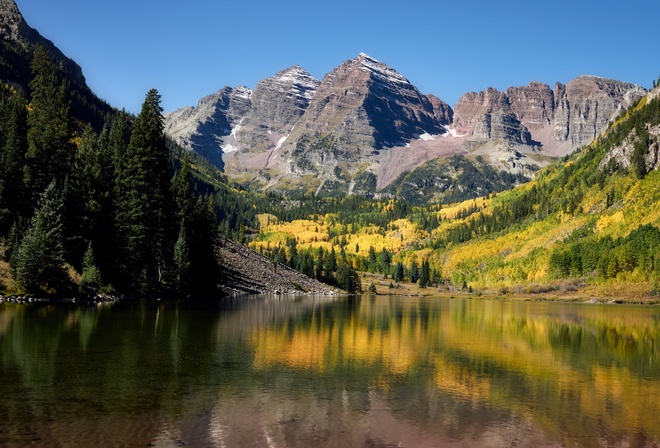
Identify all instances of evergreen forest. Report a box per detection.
[0,47,220,296]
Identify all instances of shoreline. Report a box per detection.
[2,289,658,305]
[360,272,660,305]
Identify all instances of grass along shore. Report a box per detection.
[359,272,660,304]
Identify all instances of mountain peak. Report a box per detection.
[356,52,377,62]
[0,0,29,43]
[274,65,317,83]
[350,52,409,85]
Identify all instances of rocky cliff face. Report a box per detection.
[164,53,646,201]
[233,66,320,153]
[599,84,660,175]
[506,82,555,128]
[453,88,534,146]
[427,94,453,127]
[453,77,645,154]
[164,86,252,168]
[164,66,321,172]
[554,76,645,148]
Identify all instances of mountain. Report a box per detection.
[0,0,114,128]
[165,55,646,202]
[164,86,252,169]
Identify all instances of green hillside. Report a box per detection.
[250,88,660,301]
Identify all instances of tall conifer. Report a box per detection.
[115,89,174,289]
[0,90,29,232]
[24,46,73,202]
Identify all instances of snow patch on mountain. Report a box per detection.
[274,135,288,151]
[233,86,252,100]
[414,132,437,141]
[273,66,320,101]
[441,125,465,138]
[230,118,245,140]
[223,144,238,153]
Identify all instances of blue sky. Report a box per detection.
[17,0,660,114]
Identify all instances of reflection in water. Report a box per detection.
[0,297,658,447]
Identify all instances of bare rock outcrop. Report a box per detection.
[233,66,320,153]
[453,77,645,155]
[427,94,454,127]
[553,76,646,147]
[600,124,660,173]
[454,88,532,145]
[506,82,555,128]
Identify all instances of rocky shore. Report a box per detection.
[0,292,118,304]
[218,238,341,296]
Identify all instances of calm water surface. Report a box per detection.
[0,295,658,447]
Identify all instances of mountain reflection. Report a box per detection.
[247,297,660,446]
[0,297,658,447]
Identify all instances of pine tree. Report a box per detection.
[14,181,67,293]
[80,242,102,290]
[24,46,73,203]
[186,196,220,294]
[368,246,377,272]
[409,260,419,284]
[171,155,221,295]
[286,237,298,268]
[418,260,430,288]
[65,125,99,264]
[90,124,117,277]
[114,89,174,289]
[301,252,315,278]
[315,247,325,280]
[172,153,195,221]
[109,110,131,183]
[631,125,650,179]
[337,260,361,293]
[173,222,192,293]
[324,245,337,276]
[0,90,28,232]
[6,219,26,271]
[379,248,391,274]
[393,262,405,282]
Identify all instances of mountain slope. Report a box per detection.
[400,86,660,298]
[0,0,114,128]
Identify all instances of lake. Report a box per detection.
[0,295,658,447]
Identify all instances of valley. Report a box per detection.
[1,0,659,303]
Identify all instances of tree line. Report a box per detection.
[0,47,219,296]
[549,224,660,282]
